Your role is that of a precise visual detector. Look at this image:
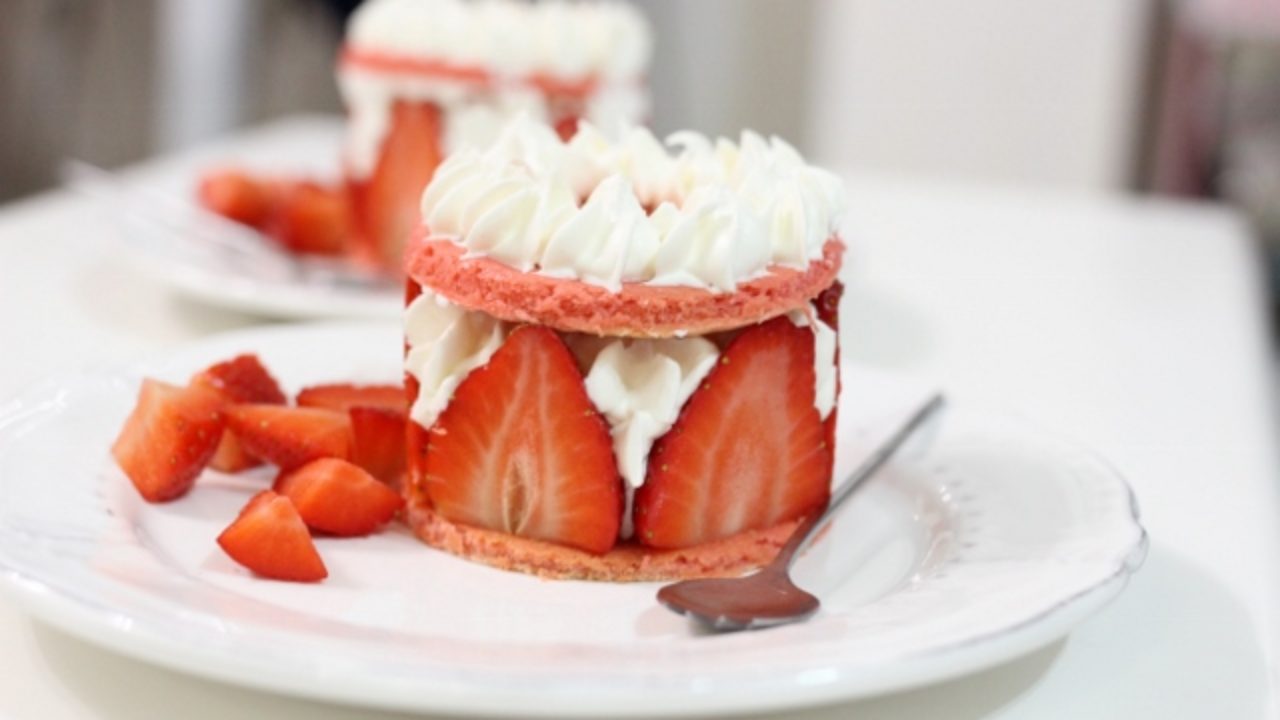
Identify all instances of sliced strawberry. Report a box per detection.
[634,317,832,549]
[811,280,844,451]
[266,181,351,256]
[217,490,327,582]
[274,458,404,536]
[350,100,443,273]
[225,405,352,471]
[296,383,405,413]
[813,280,843,330]
[554,115,580,142]
[349,406,406,484]
[405,373,429,488]
[425,326,622,554]
[112,379,225,503]
[190,354,288,473]
[197,170,275,228]
[405,277,423,307]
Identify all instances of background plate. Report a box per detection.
[90,116,400,321]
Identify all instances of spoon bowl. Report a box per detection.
[657,564,820,631]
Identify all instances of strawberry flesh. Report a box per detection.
[217,490,328,582]
[112,379,225,503]
[198,170,275,229]
[634,316,833,549]
[190,354,287,473]
[266,181,351,256]
[275,458,404,536]
[423,326,622,554]
[296,383,405,413]
[225,404,353,471]
[349,406,407,485]
[349,100,443,273]
[811,281,843,452]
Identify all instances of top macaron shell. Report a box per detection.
[406,230,844,337]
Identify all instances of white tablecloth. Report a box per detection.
[0,122,1275,719]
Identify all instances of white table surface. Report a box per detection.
[0,119,1277,719]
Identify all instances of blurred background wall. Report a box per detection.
[0,0,1157,198]
[2,0,1279,277]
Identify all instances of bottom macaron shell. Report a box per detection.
[405,498,801,582]
[405,230,845,337]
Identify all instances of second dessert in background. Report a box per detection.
[339,0,652,273]
[196,0,652,277]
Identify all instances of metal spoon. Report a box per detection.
[656,393,946,632]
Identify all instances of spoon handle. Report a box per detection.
[777,393,947,567]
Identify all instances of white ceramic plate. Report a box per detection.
[77,116,400,320]
[0,323,1146,717]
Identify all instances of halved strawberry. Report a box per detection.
[190,354,287,473]
[349,406,406,484]
[217,490,327,582]
[267,181,351,256]
[349,100,443,273]
[554,115,580,142]
[197,170,275,228]
[813,280,843,330]
[296,383,405,413]
[405,373,429,488]
[812,280,844,451]
[634,317,833,549]
[112,379,225,503]
[424,326,622,554]
[225,405,352,471]
[274,458,404,536]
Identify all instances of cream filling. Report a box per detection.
[404,291,507,430]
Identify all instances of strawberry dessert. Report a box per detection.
[403,116,847,580]
[338,0,652,273]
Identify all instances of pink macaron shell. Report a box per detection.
[405,227,845,337]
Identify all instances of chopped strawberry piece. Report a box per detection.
[349,406,406,484]
[217,490,327,582]
[425,326,622,554]
[811,281,844,451]
[634,317,833,549]
[198,170,275,229]
[349,101,443,273]
[274,458,404,536]
[225,405,352,471]
[191,354,287,405]
[190,354,288,473]
[112,379,225,502]
[266,181,351,256]
[201,425,261,474]
[295,383,405,413]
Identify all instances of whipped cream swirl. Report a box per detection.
[420,115,848,292]
[346,0,651,82]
